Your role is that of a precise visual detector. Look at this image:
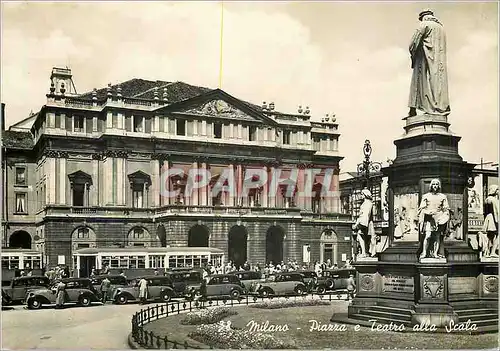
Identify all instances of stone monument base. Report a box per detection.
[345,245,498,331]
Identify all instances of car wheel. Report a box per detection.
[326,280,334,289]
[259,288,272,298]
[295,286,305,295]
[317,286,327,294]
[230,290,241,299]
[161,291,172,302]
[28,298,42,310]
[116,295,128,305]
[79,296,91,307]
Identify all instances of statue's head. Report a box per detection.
[430,179,441,193]
[361,188,372,200]
[467,176,475,188]
[488,184,499,196]
[418,9,434,21]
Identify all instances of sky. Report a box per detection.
[1,1,498,172]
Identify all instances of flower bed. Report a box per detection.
[188,321,297,349]
[180,307,238,325]
[250,299,331,309]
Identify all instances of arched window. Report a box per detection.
[320,229,338,265]
[71,226,97,252]
[127,227,152,247]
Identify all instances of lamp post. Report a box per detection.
[351,140,382,260]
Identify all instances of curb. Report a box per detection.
[128,333,140,349]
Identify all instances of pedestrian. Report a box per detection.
[55,280,66,309]
[100,275,111,303]
[346,274,356,302]
[199,278,208,307]
[138,278,148,305]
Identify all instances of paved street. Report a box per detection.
[2,303,144,349]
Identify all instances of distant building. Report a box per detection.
[2,67,354,276]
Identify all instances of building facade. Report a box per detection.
[2,67,354,273]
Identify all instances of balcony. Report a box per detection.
[39,204,351,222]
[42,205,153,219]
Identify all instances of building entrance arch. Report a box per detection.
[228,225,248,268]
[157,225,167,247]
[9,231,32,249]
[266,226,285,265]
[188,225,209,247]
[320,229,338,265]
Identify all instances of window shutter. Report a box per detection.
[145,116,152,133]
[65,115,72,132]
[86,116,93,133]
[125,115,132,132]
[169,118,176,133]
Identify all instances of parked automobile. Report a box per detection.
[321,268,357,291]
[252,272,307,297]
[2,276,50,305]
[229,271,265,291]
[26,278,101,309]
[165,270,203,297]
[2,289,12,307]
[290,270,335,294]
[187,274,246,300]
[113,276,175,304]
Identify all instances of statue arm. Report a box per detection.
[409,23,429,57]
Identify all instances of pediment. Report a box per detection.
[68,170,93,185]
[128,170,151,184]
[157,89,277,126]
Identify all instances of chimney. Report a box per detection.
[1,103,5,132]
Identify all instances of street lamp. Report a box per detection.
[356,140,382,188]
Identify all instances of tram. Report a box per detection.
[1,248,44,284]
[72,247,225,278]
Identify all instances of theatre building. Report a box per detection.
[1,67,353,276]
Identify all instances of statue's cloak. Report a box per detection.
[408,16,451,116]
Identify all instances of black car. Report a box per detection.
[2,276,51,304]
[165,270,203,297]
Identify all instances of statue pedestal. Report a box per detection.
[344,113,498,332]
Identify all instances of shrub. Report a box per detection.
[180,307,237,325]
[250,299,331,309]
[188,321,297,349]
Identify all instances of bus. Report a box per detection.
[1,248,44,284]
[73,247,225,278]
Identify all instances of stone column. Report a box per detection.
[268,166,277,207]
[296,165,305,209]
[262,166,269,207]
[47,156,56,204]
[236,163,243,206]
[59,157,66,204]
[200,161,208,206]
[151,158,160,207]
[228,164,235,206]
[303,166,312,211]
[191,161,199,206]
[92,156,99,206]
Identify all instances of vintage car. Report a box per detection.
[186,274,246,300]
[229,271,265,290]
[26,278,101,309]
[2,276,50,305]
[320,268,357,291]
[112,276,175,304]
[290,270,335,294]
[2,289,12,306]
[165,270,203,297]
[252,272,307,297]
[90,274,129,299]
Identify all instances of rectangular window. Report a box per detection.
[249,126,257,141]
[133,116,144,132]
[112,113,118,128]
[15,167,26,185]
[77,227,90,239]
[214,122,222,139]
[132,184,144,208]
[55,114,61,128]
[15,193,27,213]
[282,130,291,145]
[74,115,85,132]
[176,119,186,136]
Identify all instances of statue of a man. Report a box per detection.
[479,185,499,258]
[418,179,450,259]
[352,188,376,258]
[408,10,451,117]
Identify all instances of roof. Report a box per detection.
[77,78,265,112]
[1,130,34,150]
[73,247,224,255]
